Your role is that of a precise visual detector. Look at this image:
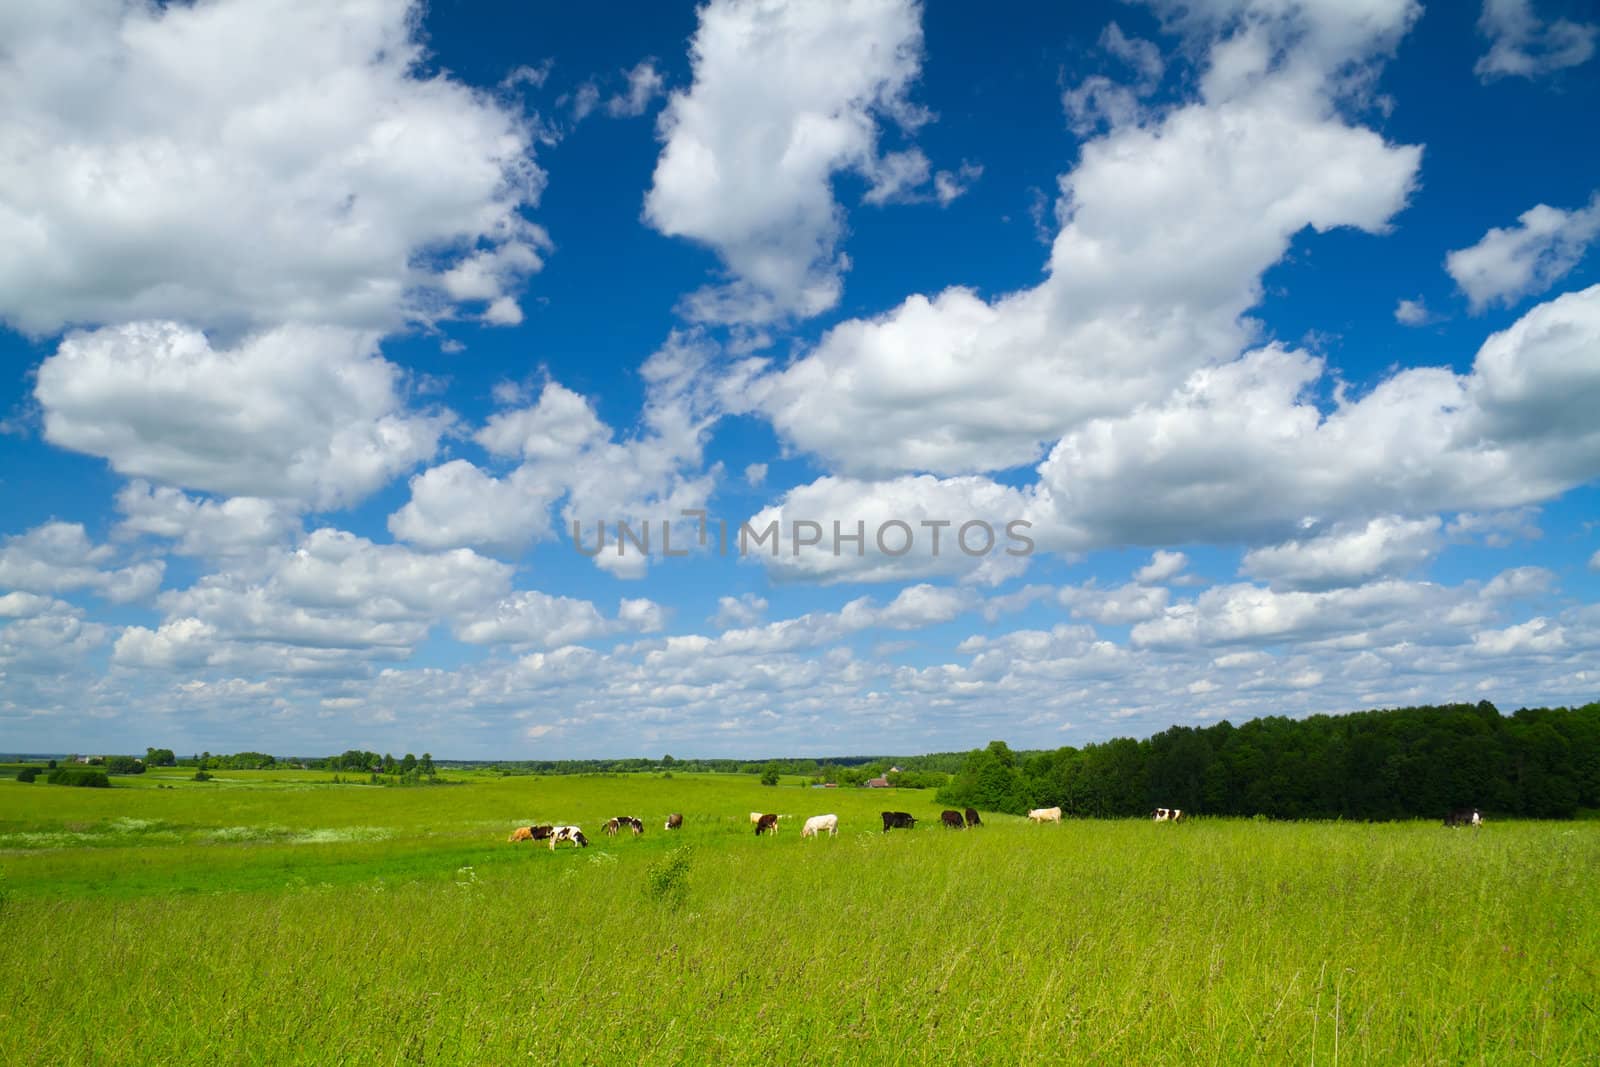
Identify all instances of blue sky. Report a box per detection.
[2,0,1598,759]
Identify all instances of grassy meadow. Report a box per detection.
[2,769,1597,1064]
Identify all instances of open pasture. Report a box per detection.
[2,771,1597,1064]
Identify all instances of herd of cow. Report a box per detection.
[508,804,1485,847]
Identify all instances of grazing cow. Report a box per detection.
[754,813,779,836]
[529,825,555,841]
[608,815,644,836]
[750,811,765,825]
[665,813,684,830]
[508,826,534,843]
[1027,807,1063,824]
[603,818,621,836]
[801,814,839,838]
[1152,808,1185,822]
[1445,808,1483,828]
[881,811,916,831]
[964,807,982,828]
[548,825,589,850]
[940,809,965,829]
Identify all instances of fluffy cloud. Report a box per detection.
[1135,550,1189,585]
[0,597,106,675]
[36,323,449,509]
[1059,581,1171,625]
[1394,297,1432,325]
[608,61,667,118]
[1445,193,1600,310]
[742,475,1033,585]
[0,0,546,335]
[116,528,512,671]
[1475,0,1597,81]
[391,333,720,574]
[115,481,298,558]
[1030,286,1600,550]
[1240,516,1442,590]
[0,522,162,603]
[742,0,1421,475]
[455,591,664,647]
[644,0,930,324]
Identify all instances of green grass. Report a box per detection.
[2,772,1596,1063]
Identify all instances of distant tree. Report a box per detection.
[420,753,435,776]
[104,755,145,775]
[760,762,781,786]
[382,753,397,774]
[145,747,176,767]
[401,753,417,774]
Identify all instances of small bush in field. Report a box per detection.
[15,767,39,783]
[193,770,213,782]
[46,769,109,788]
[645,846,693,908]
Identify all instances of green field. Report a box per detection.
[2,770,1596,1064]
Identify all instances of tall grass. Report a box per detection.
[1,773,1595,1063]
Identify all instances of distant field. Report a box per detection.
[2,771,1596,1064]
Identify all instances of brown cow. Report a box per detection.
[603,818,621,836]
[754,813,779,836]
[665,813,684,830]
[940,810,965,829]
[964,807,982,828]
[508,826,534,843]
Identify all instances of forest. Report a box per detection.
[936,701,1600,820]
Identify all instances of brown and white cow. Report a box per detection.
[508,826,535,843]
[1027,807,1062,824]
[754,813,779,836]
[801,814,838,838]
[940,809,966,829]
[665,813,684,830]
[548,825,589,850]
[1152,808,1185,822]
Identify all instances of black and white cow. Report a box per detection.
[1445,808,1483,828]
[881,811,916,831]
[548,825,589,850]
[940,809,965,829]
[754,813,779,836]
[1152,808,1184,822]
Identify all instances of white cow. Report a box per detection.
[1027,807,1062,824]
[801,814,839,838]
[548,825,589,850]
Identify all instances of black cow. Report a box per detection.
[964,807,982,828]
[665,813,684,830]
[1445,807,1483,828]
[940,809,965,829]
[881,811,916,832]
[754,813,779,836]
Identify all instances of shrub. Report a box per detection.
[104,755,145,775]
[46,768,110,788]
[644,846,693,909]
[193,770,213,782]
[16,767,39,783]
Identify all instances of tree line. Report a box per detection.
[935,701,1600,820]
